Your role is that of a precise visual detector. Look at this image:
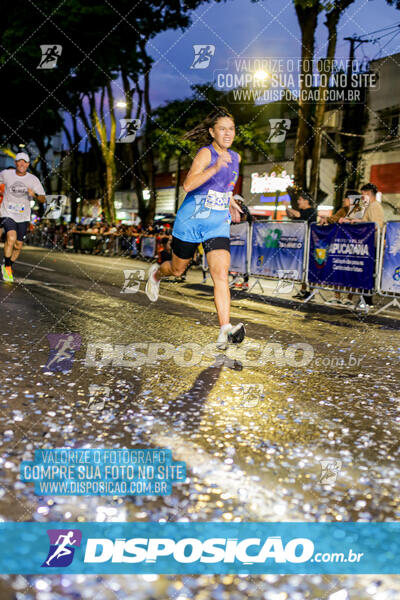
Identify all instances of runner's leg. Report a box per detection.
[4,229,16,266]
[145,238,195,302]
[155,237,197,280]
[157,253,192,279]
[11,240,23,264]
[206,248,231,326]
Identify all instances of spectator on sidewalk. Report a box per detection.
[322,190,356,306]
[286,191,317,225]
[286,192,317,300]
[360,183,384,229]
[340,183,384,308]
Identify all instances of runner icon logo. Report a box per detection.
[274,269,298,294]
[319,459,342,485]
[240,383,264,407]
[88,384,110,411]
[37,45,62,69]
[267,119,291,143]
[118,119,141,143]
[44,333,82,373]
[44,195,67,220]
[42,529,82,567]
[190,45,215,69]
[121,269,146,293]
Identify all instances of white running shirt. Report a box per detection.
[0,169,45,223]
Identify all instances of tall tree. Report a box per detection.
[309,0,356,201]
[292,0,322,193]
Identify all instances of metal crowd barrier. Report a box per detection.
[247,220,307,294]
[25,219,400,315]
[304,222,381,310]
[376,221,400,314]
[201,220,306,291]
[200,219,394,313]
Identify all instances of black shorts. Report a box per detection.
[171,236,230,260]
[0,217,29,241]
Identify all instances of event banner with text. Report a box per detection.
[308,222,376,290]
[250,221,306,280]
[381,221,400,294]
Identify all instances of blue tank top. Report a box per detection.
[191,144,239,195]
[172,144,240,243]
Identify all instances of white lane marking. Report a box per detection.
[25,281,282,328]
[15,279,72,287]
[26,251,139,271]
[16,261,55,272]
[30,283,81,300]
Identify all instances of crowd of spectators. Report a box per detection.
[26,219,174,263]
[24,186,385,303]
[285,183,384,305]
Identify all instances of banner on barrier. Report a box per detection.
[308,223,376,290]
[230,222,248,273]
[141,236,156,258]
[381,221,400,294]
[250,221,306,279]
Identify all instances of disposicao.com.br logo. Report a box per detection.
[0,522,388,574]
[84,535,315,564]
[42,533,363,567]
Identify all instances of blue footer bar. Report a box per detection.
[0,522,399,574]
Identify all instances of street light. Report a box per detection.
[116,100,127,108]
[254,70,269,82]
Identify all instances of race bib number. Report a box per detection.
[7,202,26,215]
[204,189,230,211]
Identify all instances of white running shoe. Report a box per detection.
[145,264,161,302]
[216,322,246,350]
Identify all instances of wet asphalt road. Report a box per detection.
[1,246,400,599]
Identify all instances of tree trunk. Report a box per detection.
[104,160,116,223]
[132,138,149,224]
[90,84,116,223]
[79,96,106,207]
[309,9,340,201]
[139,37,157,225]
[333,33,368,209]
[121,71,148,224]
[293,1,320,193]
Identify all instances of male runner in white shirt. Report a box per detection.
[0,152,46,282]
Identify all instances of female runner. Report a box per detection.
[145,107,245,350]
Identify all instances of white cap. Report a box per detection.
[15,152,30,163]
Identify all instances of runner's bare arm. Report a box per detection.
[28,188,46,203]
[229,195,244,223]
[183,148,231,193]
[287,207,300,218]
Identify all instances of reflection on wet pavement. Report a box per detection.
[1,250,400,598]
